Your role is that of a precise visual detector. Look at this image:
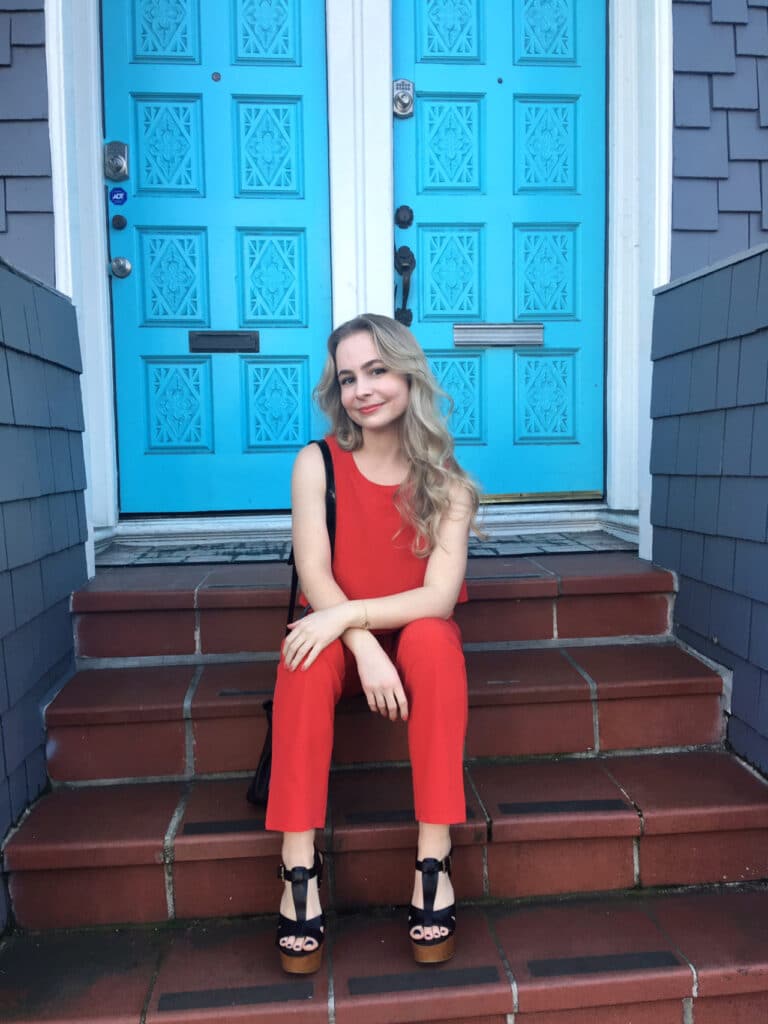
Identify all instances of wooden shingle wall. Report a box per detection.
[651,248,768,775]
[673,0,768,277]
[0,2,53,287]
[0,259,88,931]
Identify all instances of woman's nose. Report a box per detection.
[355,375,373,396]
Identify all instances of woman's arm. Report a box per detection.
[289,443,382,654]
[287,443,408,720]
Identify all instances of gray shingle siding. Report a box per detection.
[651,248,768,774]
[672,0,768,276]
[0,260,87,934]
[0,5,52,287]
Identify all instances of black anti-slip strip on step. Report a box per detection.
[470,571,548,580]
[528,951,680,978]
[499,800,628,815]
[217,688,273,697]
[348,965,499,996]
[182,818,265,835]
[344,805,476,824]
[157,981,314,1011]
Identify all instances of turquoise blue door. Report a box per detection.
[103,0,332,511]
[393,0,606,499]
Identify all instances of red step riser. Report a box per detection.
[9,828,767,930]
[46,692,724,783]
[74,592,672,659]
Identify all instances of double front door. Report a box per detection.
[103,0,605,512]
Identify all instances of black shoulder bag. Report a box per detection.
[246,439,336,806]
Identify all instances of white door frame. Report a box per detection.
[46,0,671,573]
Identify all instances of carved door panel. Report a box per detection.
[393,0,606,499]
[103,0,332,512]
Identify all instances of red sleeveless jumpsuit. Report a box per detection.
[265,435,469,832]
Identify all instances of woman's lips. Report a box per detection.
[358,404,383,414]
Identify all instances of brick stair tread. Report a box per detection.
[3,782,185,870]
[48,643,720,726]
[7,752,767,874]
[72,555,676,657]
[70,552,675,613]
[1,889,766,1024]
[45,643,725,782]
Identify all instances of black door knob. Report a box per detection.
[395,205,414,229]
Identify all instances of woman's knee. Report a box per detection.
[397,619,467,705]
[274,640,346,704]
[398,618,463,662]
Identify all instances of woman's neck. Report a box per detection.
[360,423,401,457]
[355,425,409,485]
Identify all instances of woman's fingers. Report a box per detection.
[364,683,409,721]
[394,685,409,721]
[384,693,398,721]
[283,625,322,670]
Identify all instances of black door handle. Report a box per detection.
[394,245,416,326]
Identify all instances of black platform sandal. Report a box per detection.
[276,848,325,975]
[408,853,456,964]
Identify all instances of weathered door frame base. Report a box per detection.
[47,0,670,573]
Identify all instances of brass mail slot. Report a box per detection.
[188,331,260,352]
[453,323,544,347]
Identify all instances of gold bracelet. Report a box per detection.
[360,601,369,630]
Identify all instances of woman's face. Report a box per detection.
[335,330,410,432]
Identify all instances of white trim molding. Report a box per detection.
[46,0,119,577]
[326,0,394,321]
[606,0,673,560]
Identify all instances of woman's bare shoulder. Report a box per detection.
[294,440,327,471]
[292,440,329,493]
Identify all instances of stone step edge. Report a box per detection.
[44,744,728,792]
[6,879,768,928]
[70,572,677,614]
[8,748,766,870]
[48,663,724,726]
[2,884,766,1024]
[71,634,690,671]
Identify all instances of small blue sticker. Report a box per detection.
[110,187,128,206]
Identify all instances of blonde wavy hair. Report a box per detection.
[314,313,481,556]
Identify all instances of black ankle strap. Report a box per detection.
[277,862,318,883]
[278,847,322,884]
[415,854,452,877]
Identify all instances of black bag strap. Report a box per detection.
[286,439,336,629]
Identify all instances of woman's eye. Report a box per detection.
[371,366,387,376]
[339,375,354,386]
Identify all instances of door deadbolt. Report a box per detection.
[104,141,130,181]
[110,257,132,278]
[393,79,415,119]
[395,205,414,229]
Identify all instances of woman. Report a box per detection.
[265,313,479,974]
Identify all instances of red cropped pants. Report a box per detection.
[265,617,468,833]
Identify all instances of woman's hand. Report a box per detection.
[283,604,353,671]
[354,640,409,722]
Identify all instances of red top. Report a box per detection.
[325,434,468,606]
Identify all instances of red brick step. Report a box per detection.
[1,889,766,1023]
[71,553,675,658]
[45,642,723,783]
[5,752,767,930]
